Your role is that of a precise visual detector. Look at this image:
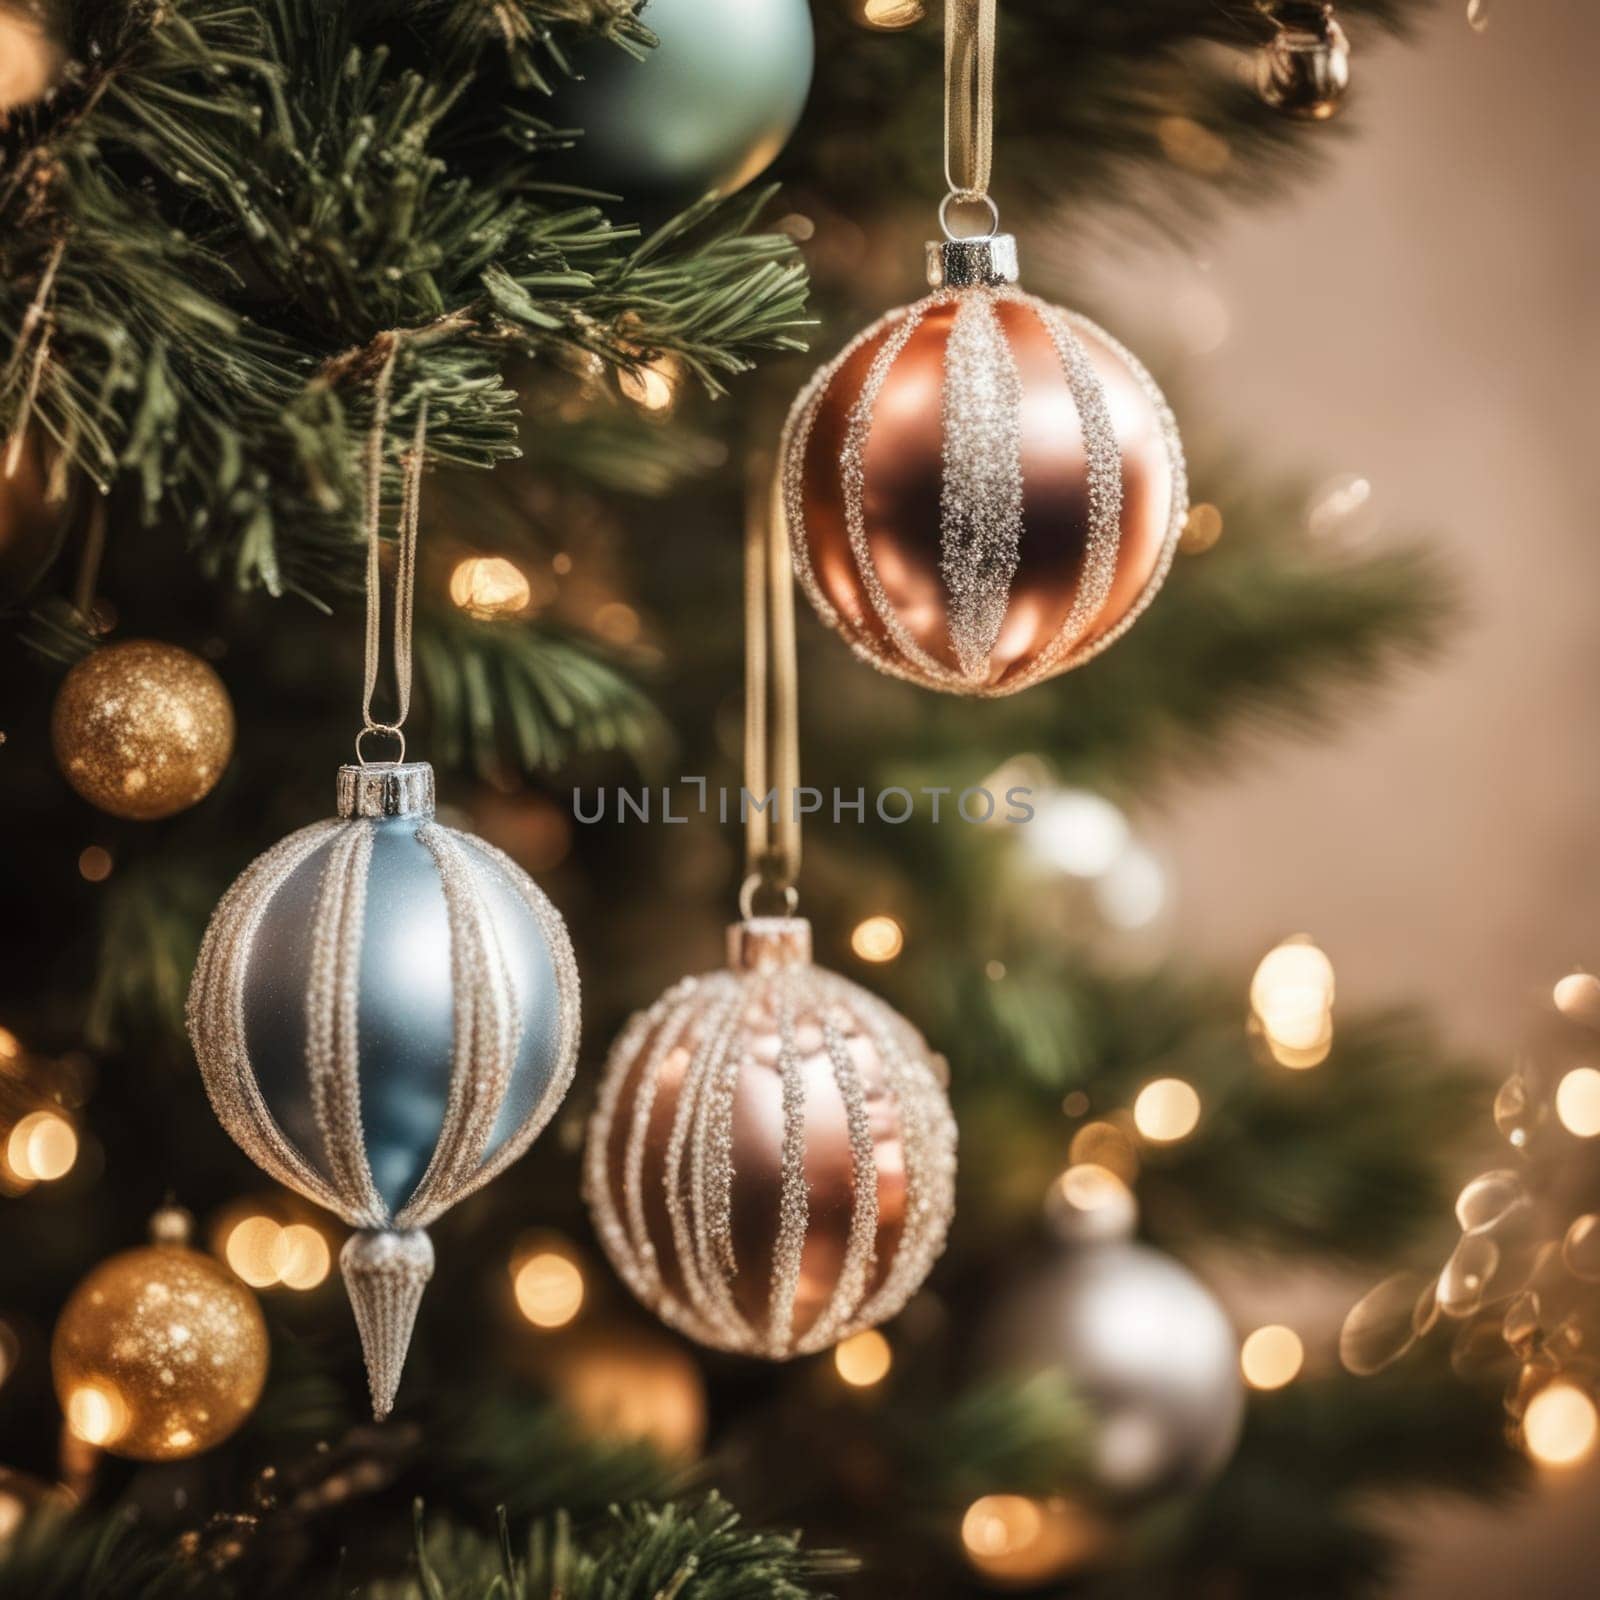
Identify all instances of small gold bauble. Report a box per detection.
[52,1213,269,1461]
[51,639,235,820]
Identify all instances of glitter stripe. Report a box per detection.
[661,988,728,1326]
[797,1011,881,1351]
[429,834,582,1204]
[1050,307,1187,674]
[306,823,386,1226]
[621,986,702,1292]
[188,821,349,1217]
[1008,295,1125,685]
[398,825,521,1228]
[939,289,1025,681]
[765,970,812,1354]
[840,300,972,693]
[688,990,758,1346]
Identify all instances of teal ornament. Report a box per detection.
[187,762,580,1419]
[557,0,814,215]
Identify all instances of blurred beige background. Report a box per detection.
[1095,1,1599,1592]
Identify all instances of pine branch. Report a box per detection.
[415,611,668,779]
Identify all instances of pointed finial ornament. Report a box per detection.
[340,1228,435,1420]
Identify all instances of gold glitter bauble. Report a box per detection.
[52,639,235,820]
[51,1211,269,1461]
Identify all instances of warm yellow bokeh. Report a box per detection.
[1133,1078,1201,1143]
[834,1329,892,1388]
[1523,1382,1598,1467]
[1241,1324,1304,1390]
[514,1251,585,1329]
[6,1112,77,1182]
[1555,1067,1600,1138]
[850,916,904,963]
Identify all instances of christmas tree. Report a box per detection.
[0,2,1532,1595]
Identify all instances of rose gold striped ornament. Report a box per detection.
[780,235,1186,696]
[584,918,956,1357]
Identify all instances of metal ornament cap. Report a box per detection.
[337,761,436,819]
[926,233,1020,290]
[341,1228,435,1421]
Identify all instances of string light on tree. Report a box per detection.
[850,0,926,28]
[834,1328,892,1388]
[0,7,62,113]
[449,556,532,620]
[512,1247,586,1330]
[1553,972,1600,1028]
[1250,935,1335,1068]
[1132,1078,1201,1144]
[1240,1324,1304,1390]
[1522,1382,1598,1468]
[1554,1068,1600,1138]
[540,1326,707,1460]
[4,1110,76,1183]
[960,1494,1107,1585]
[617,355,681,414]
[850,914,904,963]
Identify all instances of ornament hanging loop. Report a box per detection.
[358,341,428,766]
[743,453,801,915]
[943,0,998,227]
[938,190,1001,244]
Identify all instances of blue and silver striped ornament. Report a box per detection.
[187,761,580,1417]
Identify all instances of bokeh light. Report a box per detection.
[66,1381,129,1447]
[1523,1382,1598,1467]
[77,847,113,883]
[1554,1067,1600,1137]
[853,0,925,28]
[834,1329,892,1388]
[618,356,679,412]
[961,1494,1104,1584]
[224,1216,283,1288]
[6,1111,77,1182]
[514,1250,585,1329]
[1241,1324,1304,1390]
[850,915,904,963]
[449,556,532,619]
[1132,1078,1201,1143]
[1251,937,1335,1065]
[1553,972,1600,1026]
[271,1223,331,1290]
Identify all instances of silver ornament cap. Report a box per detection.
[336,760,436,819]
[926,233,1021,290]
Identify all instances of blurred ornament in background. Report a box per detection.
[1018,786,1174,966]
[555,0,814,216]
[585,916,956,1358]
[187,761,581,1418]
[981,1188,1242,1510]
[539,1323,707,1460]
[52,640,235,820]
[0,4,62,114]
[51,1207,268,1462]
[1250,935,1335,1068]
[783,235,1187,696]
[0,430,66,603]
[1256,1,1351,120]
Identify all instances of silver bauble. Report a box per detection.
[187,761,580,1418]
[982,1208,1243,1508]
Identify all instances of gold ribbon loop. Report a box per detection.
[359,345,428,763]
[944,0,997,204]
[743,455,801,912]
